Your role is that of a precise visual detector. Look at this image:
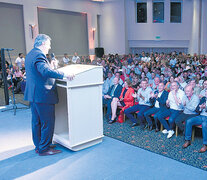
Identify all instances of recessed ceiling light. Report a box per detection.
[92,0,104,2]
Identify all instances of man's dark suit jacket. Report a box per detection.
[150,90,169,109]
[24,47,64,104]
[107,84,122,98]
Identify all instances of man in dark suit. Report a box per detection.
[144,82,169,131]
[24,34,74,156]
[103,77,122,123]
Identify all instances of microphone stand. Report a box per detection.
[1,48,29,115]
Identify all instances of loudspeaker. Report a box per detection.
[95,47,104,58]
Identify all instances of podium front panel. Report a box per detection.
[67,84,103,146]
[54,64,103,151]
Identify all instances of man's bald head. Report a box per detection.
[185,85,194,98]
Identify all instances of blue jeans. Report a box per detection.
[124,104,150,127]
[157,109,182,131]
[144,107,161,129]
[185,115,207,145]
[175,113,198,131]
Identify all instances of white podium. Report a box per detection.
[53,64,104,151]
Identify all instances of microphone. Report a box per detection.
[4,48,14,51]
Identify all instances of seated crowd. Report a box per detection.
[1,50,207,153]
[0,53,26,93]
[101,51,207,153]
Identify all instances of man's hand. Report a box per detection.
[66,74,75,81]
[166,99,170,106]
[139,93,144,100]
[154,93,158,98]
[199,103,206,110]
[177,98,181,104]
[150,92,154,98]
[104,95,111,99]
[132,93,137,98]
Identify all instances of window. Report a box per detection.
[137,3,147,23]
[170,2,181,23]
[153,2,164,23]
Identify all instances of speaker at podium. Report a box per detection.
[95,47,104,58]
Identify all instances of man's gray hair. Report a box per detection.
[171,81,180,88]
[185,84,194,91]
[34,34,51,48]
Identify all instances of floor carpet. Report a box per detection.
[103,117,207,171]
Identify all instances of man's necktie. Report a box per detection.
[111,85,116,96]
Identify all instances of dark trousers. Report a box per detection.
[13,77,21,87]
[124,104,150,127]
[157,109,182,131]
[103,98,113,118]
[30,102,55,153]
[103,97,118,119]
[175,113,198,132]
[144,107,161,129]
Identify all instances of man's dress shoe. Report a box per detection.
[108,119,116,124]
[182,140,191,149]
[131,123,138,127]
[199,145,207,153]
[144,124,148,129]
[50,144,56,148]
[155,128,159,132]
[39,148,62,156]
[149,125,153,131]
[35,144,56,153]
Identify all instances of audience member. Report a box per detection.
[72,52,80,63]
[188,78,201,96]
[158,81,185,138]
[131,75,139,92]
[15,53,25,70]
[103,77,122,120]
[151,77,160,90]
[182,89,207,153]
[165,75,175,92]
[144,82,169,132]
[124,79,152,128]
[113,71,124,86]
[200,80,207,98]
[62,53,70,65]
[109,78,134,124]
[175,85,199,133]
[50,53,59,69]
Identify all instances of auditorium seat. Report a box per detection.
[192,125,202,142]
